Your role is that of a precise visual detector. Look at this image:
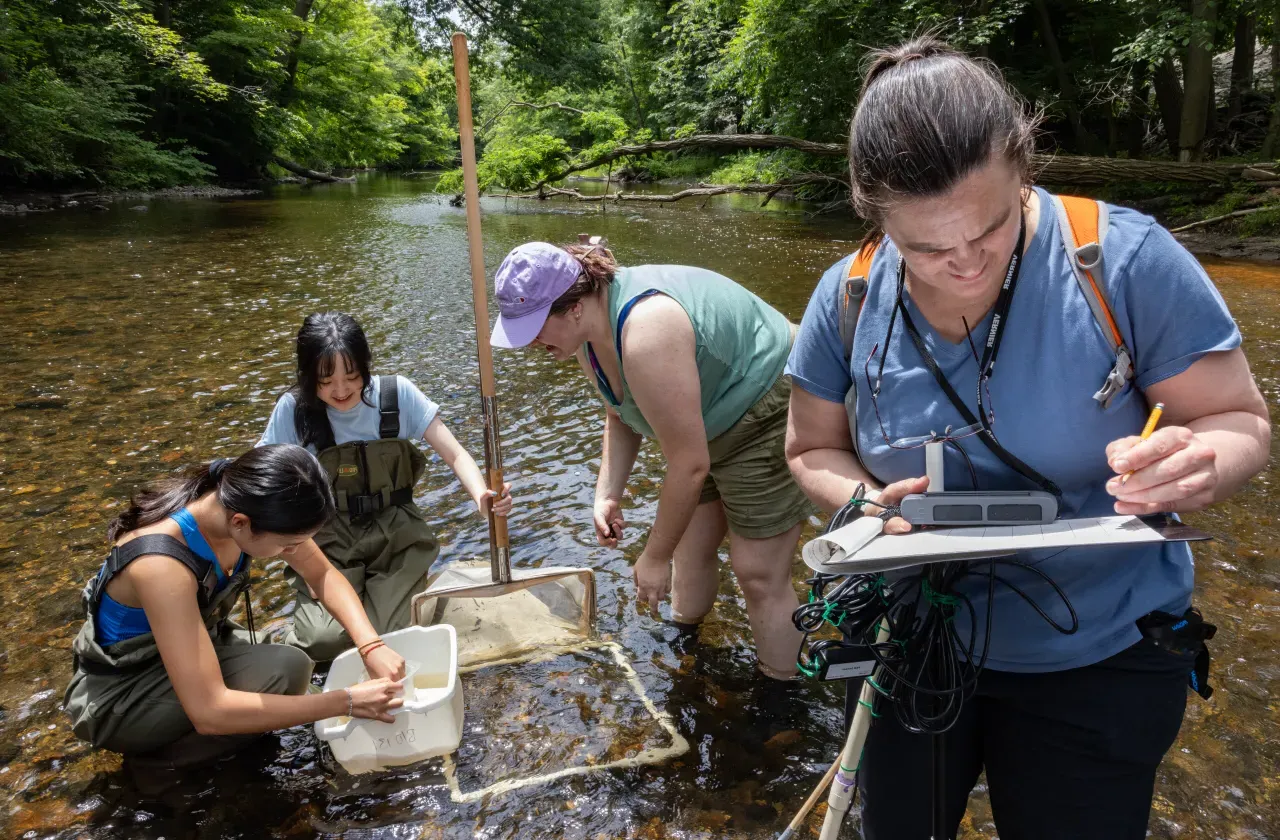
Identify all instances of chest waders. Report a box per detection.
[64,534,313,767]
[283,375,441,661]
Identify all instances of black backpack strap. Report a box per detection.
[90,534,219,610]
[377,375,400,439]
[315,416,337,452]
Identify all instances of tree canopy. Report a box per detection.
[3,0,1278,191]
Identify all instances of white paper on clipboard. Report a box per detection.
[803,515,1211,575]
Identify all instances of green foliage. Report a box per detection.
[0,0,457,188]
[1237,206,1280,237]
[105,0,229,101]
[0,1,214,187]
[437,132,570,192]
[706,151,787,185]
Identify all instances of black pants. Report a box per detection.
[847,639,1194,840]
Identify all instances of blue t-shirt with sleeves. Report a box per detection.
[786,187,1241,673]
[258,375,440,452]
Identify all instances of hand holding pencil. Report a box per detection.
[1106,400,1220,515]
[1120,402,1164,486]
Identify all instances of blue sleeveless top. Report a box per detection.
[96,508,247,646]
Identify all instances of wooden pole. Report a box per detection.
[452,32,511,580]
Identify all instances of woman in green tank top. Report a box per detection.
[490,240,814,680]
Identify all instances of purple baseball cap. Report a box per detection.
[491,242,581,348]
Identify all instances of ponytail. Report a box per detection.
[108,445,334,541]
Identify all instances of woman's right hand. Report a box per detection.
[593,497,625,548]
[345,678,404,722]
[868,476,931,535]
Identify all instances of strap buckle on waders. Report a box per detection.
[347,487,414,517]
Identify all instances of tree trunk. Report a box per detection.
[1031,0,1093,152]
[1126,64,1150,157]
[515,132,1270,190]
[281,0,316,104]
[1179,0,1219,162]
[1264,10,1280,157]
[616,41,649,131]
[1228,12,1256,120]
[1153,58,1184,152]
[157,0,171,28]
[273,156,353,182]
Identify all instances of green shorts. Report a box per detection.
[699,372,817,539]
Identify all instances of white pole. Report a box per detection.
[816,623,891,840]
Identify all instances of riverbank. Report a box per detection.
[7,176,1280,264]
[0,184,263,215]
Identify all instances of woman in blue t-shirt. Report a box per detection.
[785,37,1270,839]
[259,312,513,661]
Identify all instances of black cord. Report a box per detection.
[795,521,1079,735]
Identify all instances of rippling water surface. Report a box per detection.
[0,176,1275,839]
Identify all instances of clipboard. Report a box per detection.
[803,514,1212,576]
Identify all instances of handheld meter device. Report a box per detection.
[899,491,1058,526]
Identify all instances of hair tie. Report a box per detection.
[209,458,232,483]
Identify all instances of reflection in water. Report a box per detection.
[0,176,1275,838]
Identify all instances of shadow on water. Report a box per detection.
[0,175,1275,838]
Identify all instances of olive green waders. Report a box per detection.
[65,534,314,769]
[284,376,441,661]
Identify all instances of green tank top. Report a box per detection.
[584,265,791,440]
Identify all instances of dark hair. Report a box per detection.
[107,445,335,542]
[548,243,618,315]
[848,35,1038,226]
[289,312,374,449]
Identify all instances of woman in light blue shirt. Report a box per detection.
[259,312,513,660]
[786,36,1270,840]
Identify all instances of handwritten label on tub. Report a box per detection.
[376,729,416,751]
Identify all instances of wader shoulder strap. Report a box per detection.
[89,534,218,610]
[838,241,881,362]
[1051,194,1134,408]
[377,375,400,439]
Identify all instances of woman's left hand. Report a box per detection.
[477,483,514,518]
[1105,426,1218,514]
[362,643,407,681]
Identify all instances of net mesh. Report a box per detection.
[413,562,597,667]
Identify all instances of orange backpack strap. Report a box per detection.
[839,240,880,362]
[1051,194,1133,408]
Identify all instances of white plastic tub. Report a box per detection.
[315,625,463,775]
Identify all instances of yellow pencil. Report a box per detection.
[1120,402,1164,485]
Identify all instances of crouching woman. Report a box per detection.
[65,445,404,771]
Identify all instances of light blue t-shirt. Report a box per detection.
[258,375,440,452]
[786,187,1241,673]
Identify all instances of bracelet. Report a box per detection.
[356,637,383,655]
[344,687,353,718]
[359,641,386,658]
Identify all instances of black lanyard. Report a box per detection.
[882,216,1061,497]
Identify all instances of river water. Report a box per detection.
[0,175,1276,839]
